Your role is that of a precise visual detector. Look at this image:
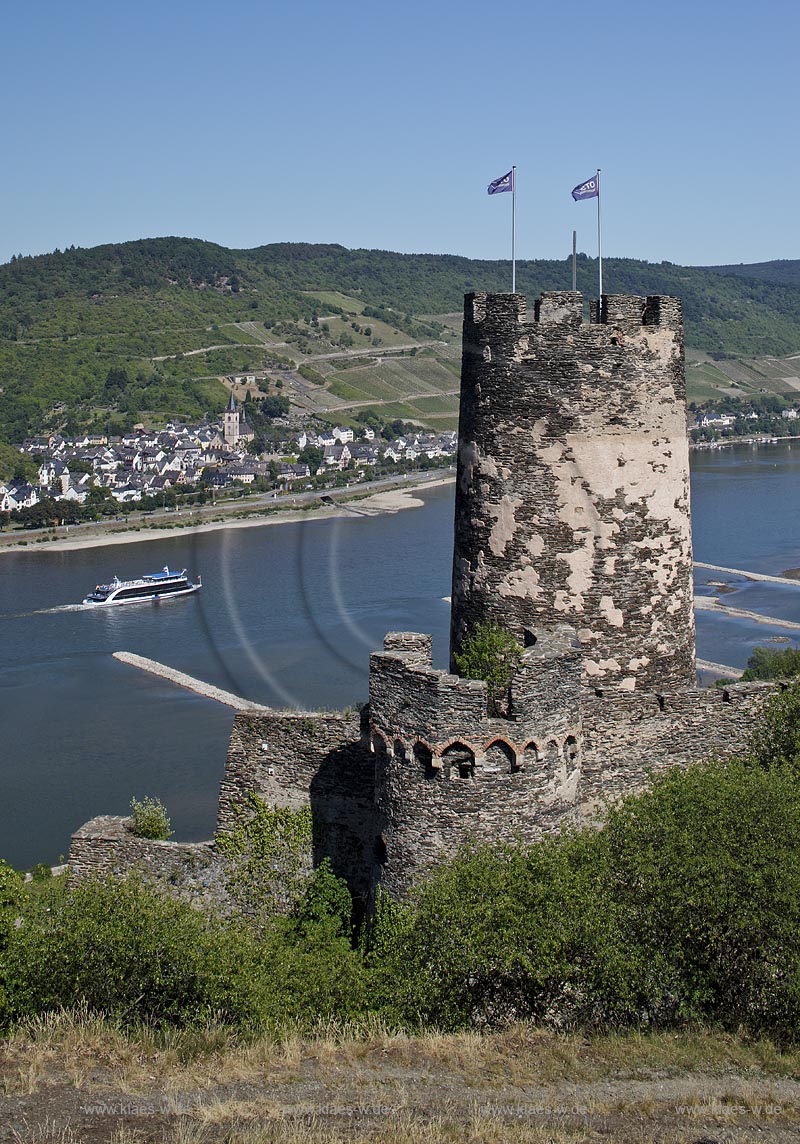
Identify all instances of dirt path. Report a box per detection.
[2,1026,800,1143]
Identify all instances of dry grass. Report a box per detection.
[4,1009,800,1092]
[3,1012,800,1144]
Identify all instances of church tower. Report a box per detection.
[223,391,240,447]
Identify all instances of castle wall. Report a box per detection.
[451,290,695,691]
[368,670,774,898]
[369,631,584,898]
[579,680,772,808]
[220,709,379,906]
[68,815,223,909]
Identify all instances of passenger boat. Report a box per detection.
[83,566,201,606]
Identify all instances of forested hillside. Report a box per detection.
[705,259,800,287]
[3,237,800,443]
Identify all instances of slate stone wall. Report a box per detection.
[579,680,771,807]
[219,709,379,907]
[451,290,695,692]
[369,629,584,897]
[68,815,223,908]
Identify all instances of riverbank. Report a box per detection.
[0,470,455,558]
[690,432,800,450]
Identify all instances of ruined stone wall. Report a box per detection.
[451,290,695,692]
[220,709,379,906]
[370,631,584,898]
[368,670,775,898]
[68,816,223,909]
[579,679,772,811]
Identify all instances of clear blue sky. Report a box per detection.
[2,0,797,267]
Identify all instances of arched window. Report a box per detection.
[442,742,475,780]
[393,739,407,763]
[523,741,540,769]
[414,742,437,780]
[485,740,518,773]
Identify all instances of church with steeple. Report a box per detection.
[223,391,254,449]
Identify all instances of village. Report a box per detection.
[0,389,457,522]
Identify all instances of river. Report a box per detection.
[1,442,800,869]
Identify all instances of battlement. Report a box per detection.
[369,628,582,773]
[370,632,489,749]
[464,290,682,334]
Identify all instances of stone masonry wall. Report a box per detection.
[220,709,379,906]
[370,631,585,898]
[579,679,773,811]
[68,816,223,909]
[369,672,775,899]
[451,290,695,692]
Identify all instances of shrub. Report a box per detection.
[129,796,172,840]
[0,861,24,947]
[453,620,522,715]
[1,877,263,1028]
[365,832,619,1030]
[367,756,800,1038]
[746,679,800,771]
[741,645,800,681]
[601,758,800,1037]
[216,797,313,930]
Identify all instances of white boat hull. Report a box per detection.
[82,583,201,606]
[82,566,202,606]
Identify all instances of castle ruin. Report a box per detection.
[70,291,773,905]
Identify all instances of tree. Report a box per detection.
[298,444,323,473]
[740,645,800,681]
[454,620,522,716]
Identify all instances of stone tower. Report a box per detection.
[223,391,240,447]
[450,291,695,692]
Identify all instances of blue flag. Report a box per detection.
[572,175,599,201]
[488,170,513,195]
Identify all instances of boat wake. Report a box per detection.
[9,603,89,618]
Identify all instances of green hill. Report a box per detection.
[705,259,800,287]
[3,238,800,442]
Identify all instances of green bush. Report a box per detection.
[741,645,800,681]
[367,757,800,1038]
[746,679,800,771]
[602,758,800,1037]
[1,877,262,1028]
[453,620,522,715]
[0,861,24,947]
[129,796,172,840]
[365,832,620,1030]
[216,797,313,932]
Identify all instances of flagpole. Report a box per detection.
[511,166,516,293]
[596,167,603,301]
